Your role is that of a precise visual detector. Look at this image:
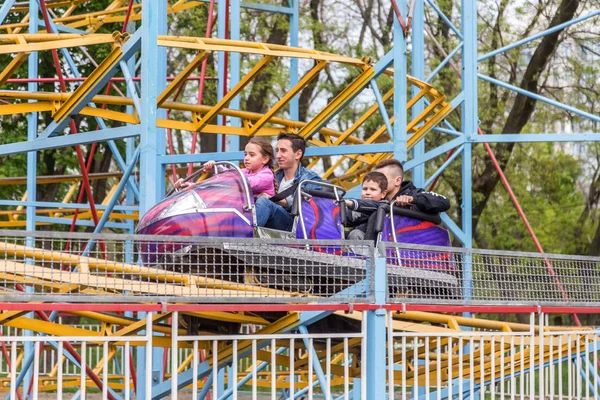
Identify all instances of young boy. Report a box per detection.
[345,171,388,240]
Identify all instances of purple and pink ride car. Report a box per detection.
[136,162,461,299]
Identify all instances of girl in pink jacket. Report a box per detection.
[202,137,276,199]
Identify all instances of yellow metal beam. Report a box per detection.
[157,50,210,106]
[298,66,374,139]
[4,317,101,337]
[0,34,117,54]
[194,55,274,132]
[0,52,28,87]
[247,61,328,137]
[53,37,126,122]
[107,312,170,338]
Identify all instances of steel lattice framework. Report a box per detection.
[0,0,599,398]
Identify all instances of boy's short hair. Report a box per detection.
[363,171,388,193]
[375,159,404,178]
[277,132,306,158]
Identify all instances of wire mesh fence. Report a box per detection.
[0,230,374,303]
[1,231,599,305]
[383,243,600,305]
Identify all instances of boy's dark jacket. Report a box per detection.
[346,180,451,238]
[345,199,385,228]
[346,180,450,223]
[391,180,451,214]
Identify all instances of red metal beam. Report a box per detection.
[0,303,598,315]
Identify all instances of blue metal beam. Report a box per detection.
[432,126,463,136]
[425,0,463,39]
[26,0,38,233]
[0,126,139,156]
[119,61,142,115]
[461,0,476,306]
[426,42,462,83]
[216,0,228,153]
[366,256,387,398]
[194,0,295,13]
[441,213,467,245]
[289,0,300,120]
[298,325,332,400]
[23,1,39,392]
[0,0,16,25]
[229,0,241,152]
[403,136,465,170]
[138,0,168,394]
[479,10,600,62]
[449,91,465,110]
[241,2,294,14]
[158,143,394,164]
[37,20,87,34]
[393,6,408,162]
[370,80,394,142]
[470,133,600,143]
[412,0,426,187]
[424,145,464,188]
[478,74,600,124]
[84,147,140,254]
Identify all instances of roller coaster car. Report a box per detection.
[373,203,461,300]
[136,162,460,298]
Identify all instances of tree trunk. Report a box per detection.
[471,0,580,235]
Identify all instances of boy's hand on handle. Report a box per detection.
[345,200,352,207]
[174,178,191,191]
[395,195,414,206]
[203,160,215,172]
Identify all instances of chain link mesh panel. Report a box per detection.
[0,231,374,303]
[383,243,600,305]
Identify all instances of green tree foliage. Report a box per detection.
[476,143,591,253]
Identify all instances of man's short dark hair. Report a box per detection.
[363,171,388,193]
[375,159,404,179]
[277,132,306,158]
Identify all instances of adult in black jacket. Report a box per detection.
[363,159,450,239]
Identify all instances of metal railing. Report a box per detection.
[0,230,374,303]
[0,230,599,306]
[0,310,597,399]
[0,334,142,400]
[387,312,600,399]
[172,313,367,400]
[383,242,600,306]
